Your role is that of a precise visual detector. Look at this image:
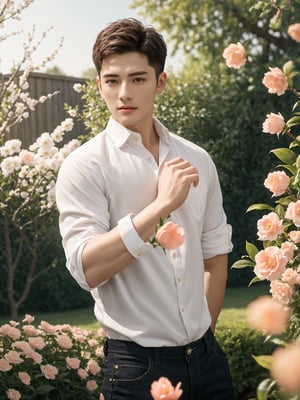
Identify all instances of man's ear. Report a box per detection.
[96,75,103,95]
[156,72,167,94]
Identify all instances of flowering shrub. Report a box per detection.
[0,314,106,399]
[224,1,300,398]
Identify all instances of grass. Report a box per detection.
[0,283,269,331]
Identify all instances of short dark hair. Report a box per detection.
[92,18,167,78]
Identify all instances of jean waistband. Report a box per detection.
[104,328,212,360]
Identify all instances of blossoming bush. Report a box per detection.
[225,1,300,398]
[0,314,106,400]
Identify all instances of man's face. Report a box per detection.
[97,52,166,133]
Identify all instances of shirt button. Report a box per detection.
[172,252,177,258]
[177,277,181,283]
[186,347,192,356]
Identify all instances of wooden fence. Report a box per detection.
[7,72,88,148]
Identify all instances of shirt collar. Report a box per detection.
[106,117,170,148]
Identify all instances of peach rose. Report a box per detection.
[271,342,300,392]
[287,23,300,42]
[262,67,288,96]
[247,295,290,335]
[254,246,288,281]
[289,230,300,243]
[270,280,294,305]
[86,380,98,391]
[56,334,73,349]
[282,267,300,285]
[262,112,285,135]
[151,377,183,400]
[26,349,42,364]
[66,356,81,369]
[257,212,284,241]
[6,389,21,400]
[156,221,185,249]
[87,359,101,375]
[18,371,31,385]
[40,364,59,380]
[95,346,105,358]
[264,170,290,197]
[280,241,297,261]
[222,42,247,68]
[285,200,300,227]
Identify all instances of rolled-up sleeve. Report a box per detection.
[55,153,109,291]
[201,158,233,259]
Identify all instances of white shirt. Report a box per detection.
[56,117,232,347]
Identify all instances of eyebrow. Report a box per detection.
[102,71,149,78]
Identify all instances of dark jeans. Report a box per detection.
[100,328,235,400]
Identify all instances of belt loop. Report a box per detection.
[153,347,160,365]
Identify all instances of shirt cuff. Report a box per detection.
[118,214,152,258]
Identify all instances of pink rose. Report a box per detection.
[56,334,73,349]
[271,342,300,392]
[66,356,81,369]
[87,359,101,375]
[247,295,290,335]
[222,42,247,69]
[22,314,35,324]
[262,112,285,135]
[95,346,105,358]
[151,377,183,400]
[28,336,46,350]
[5,351,23,364]
[6,389,21,400]
[77,368,89,380]
[262,67,288,96]
[254,246,288,281]
[287,23,300,42]
[289,230,300,243]
[86,380,98,391]
[39,320,57,334]
[18,371,31,385]
[12,340,32,353]
[26,349,42,364]
[257,212,284,240]
[0,358,12,372]
[0,324,21,340]
[270,280,293,305]
[285,200,300,227]
[23,324,40,336]
[264,171,290,196]
[280,241,297,261]
[156,221,185,249]
[40,364,59,380]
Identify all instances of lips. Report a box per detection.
[118,106,137,111]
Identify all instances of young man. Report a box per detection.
[56,18,235,400]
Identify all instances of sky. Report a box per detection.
[0,0,158,78]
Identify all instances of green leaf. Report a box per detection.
[247,203,275,212]
[231,258,255,269]
[252,355,272,370]
[286,115,300,128]
[246,241,259,261]
[35,385,56,394]
[292,100,300,112]
[257,378,277,400]
[270,148,297,164]
[248,276,262,286]
[283,60,294,76]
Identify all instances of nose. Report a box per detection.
[118,81,132,101]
